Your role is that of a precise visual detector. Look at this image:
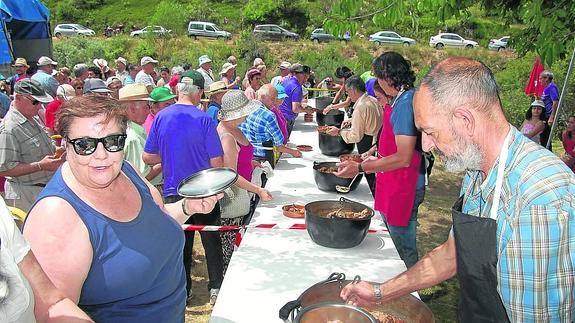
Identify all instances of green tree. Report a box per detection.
[149,1,189,36]
[324,0,575,65]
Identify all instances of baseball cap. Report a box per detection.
[180,70,205,89]
[14,79,53,103]
[246,68,262,80]
[37,56,58,66]
[198,55,212,66]
[56,84,76,101]
[290,63,310,74]
[12,58,28,67]
[275,84,288,99]
[150,87,176,103]
[530,100,545,108]
[83,78,112,94]
[140,56,158,66]
[253,58,264,66]
[279,61,291,69]
[105,76,121,87]
[119,84,153,101]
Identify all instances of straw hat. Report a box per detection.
[219,90,260,121]
[118,84,153,101]
[12,58,28,67]
[207,81,228,96]
[219,62,237,75]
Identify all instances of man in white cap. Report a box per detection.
[197,55,215,88]
[135,56,158,93]
[7,58,29,94]
[45,84,76,136]
[0,79,65,212]
[271,61,291,86]
[115,57,129,83]
[31,56,59,97]
[119,84,162,185]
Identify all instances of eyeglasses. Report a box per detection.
[67,134,127,156]
[25,96,40,105]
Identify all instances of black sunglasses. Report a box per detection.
[25,96,40,105]
[67,134,127,156]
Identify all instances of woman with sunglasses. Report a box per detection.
[23,95,221,322]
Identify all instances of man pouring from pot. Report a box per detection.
[341,58,575,322]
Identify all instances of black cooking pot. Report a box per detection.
[305,197,374,249]
[279,273,435,323]
[318,132,354,156]
[312,161,362,193]
[316,109,344,127]
[314,95,334,110]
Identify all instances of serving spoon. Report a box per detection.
[335,172,360,193]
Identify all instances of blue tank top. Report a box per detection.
[31,162,186,322]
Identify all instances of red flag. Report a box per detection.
[524,56,545,97]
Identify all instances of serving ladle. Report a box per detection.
[335,172,360,193]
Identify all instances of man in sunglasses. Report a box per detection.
[0,79,65,212]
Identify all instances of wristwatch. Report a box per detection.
[373,284,382,305]
[358,162,364,173]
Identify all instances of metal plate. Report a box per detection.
[177,167,238,198]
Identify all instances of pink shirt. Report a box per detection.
[143,113,155,134]
[271,106,288,144]
[237,143,254,181]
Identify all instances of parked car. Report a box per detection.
[369,31,416,46]
[253,24,299,41]
[130,26,171,37]
[429,33,478,49]
[488,36,510,51]
[310,28,351,43]
[53,24,95,38]
[188,21,231,40]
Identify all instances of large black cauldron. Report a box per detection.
[316,109,344,127]
[318,132,354,156]
[312,161,362,193]
[304,197,374,249]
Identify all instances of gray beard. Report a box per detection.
[443,138,483,173]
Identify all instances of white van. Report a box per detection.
[187,21,231,40]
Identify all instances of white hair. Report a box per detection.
[256,84,275,100]
[171,65,185,75]
[177,82,200,95]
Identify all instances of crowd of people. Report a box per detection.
[0,49,572,322]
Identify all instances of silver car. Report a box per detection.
[369,31,416,46]
[53,24,95,38]
[130,26,172,37]
[429,33,478,49]
[488,36,510,51]
[187,21,231,40]
[253,24,299,41]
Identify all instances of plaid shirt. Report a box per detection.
[461,127,574,322]
[239,104,284,157]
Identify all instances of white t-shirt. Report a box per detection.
[0,198,35,322]
[134,70,154,88]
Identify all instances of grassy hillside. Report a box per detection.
[52,34,575,130]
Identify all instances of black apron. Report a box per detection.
[356,133,376,197]
[452,196,510,323]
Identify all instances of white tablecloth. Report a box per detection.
[210,111,407,323]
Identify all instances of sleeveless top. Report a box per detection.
[30,162,186,323]
[520,122,541,144]
[220,132,254,181]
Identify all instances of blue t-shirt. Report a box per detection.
[541,82,559,116]
[29,162,186,323]
[206,101,221,124]
[145,103,224,197]
[279,76,302,121]
[390,89,425,190]
[365,78,376,98]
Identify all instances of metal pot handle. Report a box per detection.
[339,196,354,205]
[278,273,346,321]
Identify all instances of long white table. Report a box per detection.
[210,111,407,323]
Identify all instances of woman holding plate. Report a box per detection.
[23,95,221,322]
